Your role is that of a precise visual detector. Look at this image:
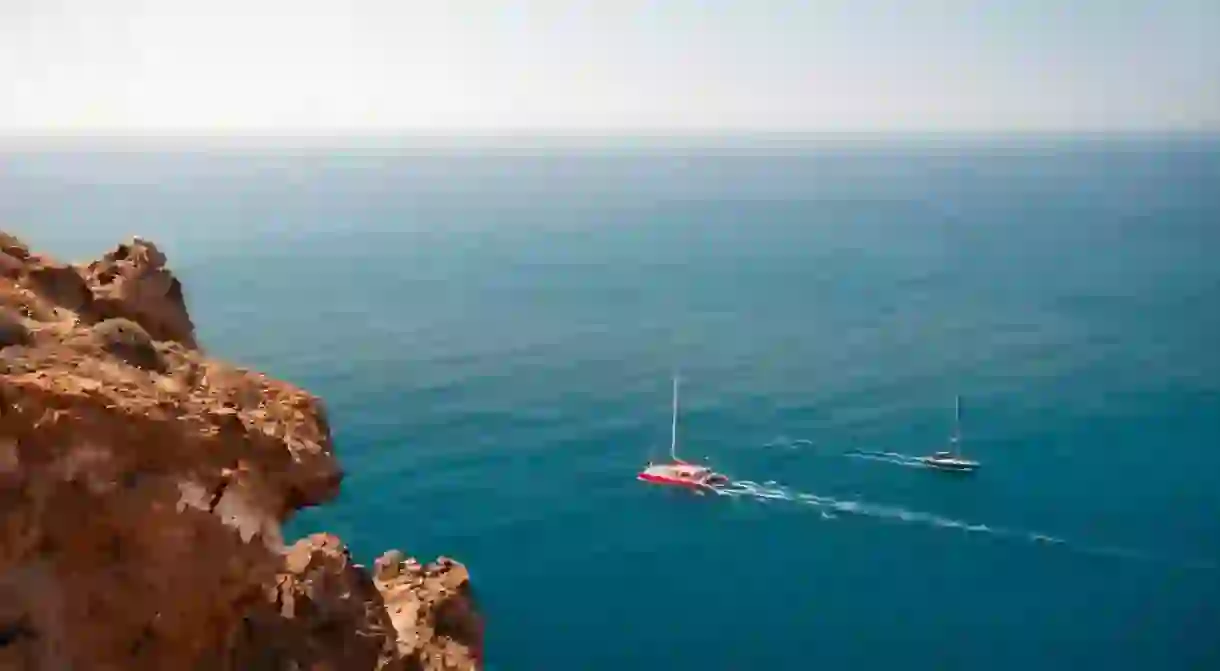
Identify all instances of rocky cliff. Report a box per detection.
[0,232,482,670]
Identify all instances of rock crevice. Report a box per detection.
[0,233,481,670]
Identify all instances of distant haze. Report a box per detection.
[3,0,1219,135]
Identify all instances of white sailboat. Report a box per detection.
[920,395,980,472]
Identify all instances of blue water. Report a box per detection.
[5,137,1220,670]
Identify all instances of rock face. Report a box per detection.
[79,238,197,349]
[0,233,481,670]
[375,553,484,670]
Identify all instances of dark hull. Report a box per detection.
[920,458,979,473]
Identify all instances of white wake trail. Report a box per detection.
[760,438,932,469]
[763,436,815,449]
[843,449,930,469]
[714,479,1215,571]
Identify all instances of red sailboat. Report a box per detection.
[637,375,730,490]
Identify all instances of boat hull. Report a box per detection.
[920,458,980,473]
[637,472,724,490]
[637,462,730,490]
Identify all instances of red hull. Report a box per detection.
[637,472,716,490]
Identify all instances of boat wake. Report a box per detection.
[762,436,815,449]
[713,479,1216,571]
[762,438,976,471]
[761,438,934,469]
[842,449,931,469]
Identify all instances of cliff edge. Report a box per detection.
[0,232,482,670]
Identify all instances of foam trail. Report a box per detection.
[763,436,815,449]
[715,479,1216,571]
[760,439,931,468]
[843,449,929,469]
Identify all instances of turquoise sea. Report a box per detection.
[4,137,1219,670]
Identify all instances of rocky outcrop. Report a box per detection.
[78,238,197,348]
[228,534,401,670]
[376,554,484,671]
[0,233,481,670]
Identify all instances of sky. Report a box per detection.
[2,0,1218,135]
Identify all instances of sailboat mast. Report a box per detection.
[952,395,962,455]
[670,375,680,461]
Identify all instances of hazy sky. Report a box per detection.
[3,0,1218,134]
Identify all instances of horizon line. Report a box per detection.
[3,127,1218,137]
[2,128,1218,151]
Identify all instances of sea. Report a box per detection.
[4,135,1219,670]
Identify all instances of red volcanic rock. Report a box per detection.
[374,550,483,671]
[25,258,92,314]
[80,238,198,348]
[0,232,481,670]
[228,533,399,670]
